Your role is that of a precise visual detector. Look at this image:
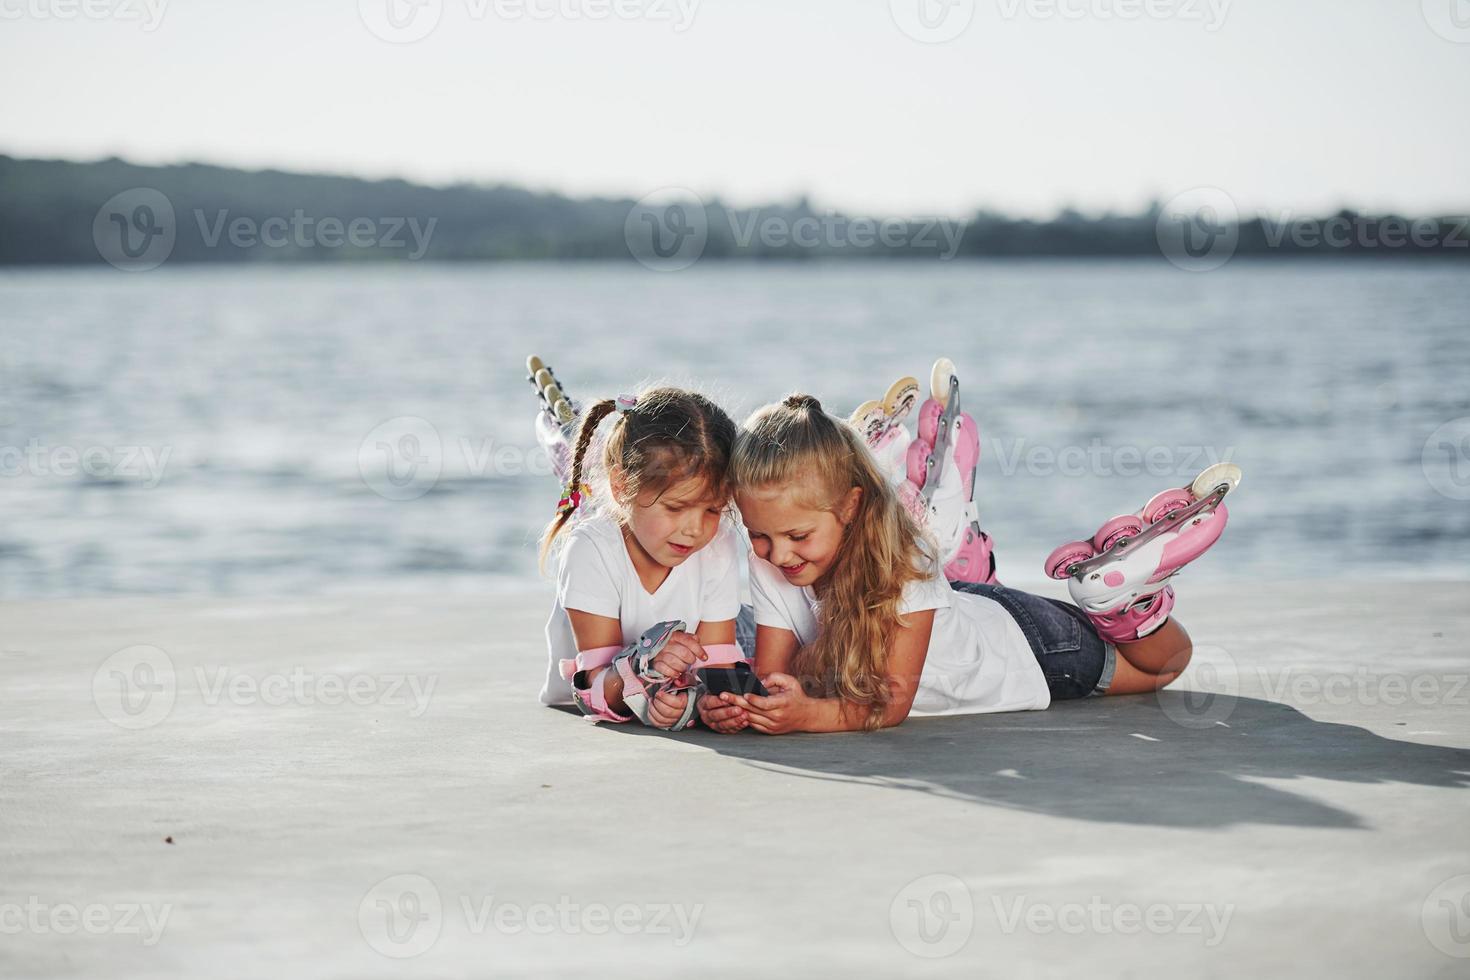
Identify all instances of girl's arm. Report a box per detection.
[742,609,937,735]
[695,619,735,646]
[568,610,707,726]
[566,609,632,713]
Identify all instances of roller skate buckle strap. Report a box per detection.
[1065,482,1231,580]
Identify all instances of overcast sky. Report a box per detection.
[3,0,1467,217]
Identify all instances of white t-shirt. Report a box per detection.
[747,552,1051,716]
[540,513,744,705]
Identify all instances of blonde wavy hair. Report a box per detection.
[732,393,933,730]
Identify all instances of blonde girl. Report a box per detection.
[699,394,1207,734]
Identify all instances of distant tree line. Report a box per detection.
[1,154,1465,265]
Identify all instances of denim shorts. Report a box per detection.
[949,582,1116,700]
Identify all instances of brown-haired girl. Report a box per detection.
[538,386,745,730]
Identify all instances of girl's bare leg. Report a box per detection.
[1102,618,1193,695]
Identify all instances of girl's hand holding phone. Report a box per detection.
[726,673,811,735]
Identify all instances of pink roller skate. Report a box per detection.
[852,358,999,586]
[527,354,580,484]
[1044,463,1241,644]
[849,375,921,489]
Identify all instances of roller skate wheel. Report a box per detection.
[526,355,546,377]
[1190,462,1242,500]
[542,382,563,407]
[882,377,921,421]
[849,399,887,440]
[533,369,555,393]
[930,357,957,404]
[1093,514,1146,553]
[1141,487,1195,524]
[551,398,575,424]
[1045,540,1096,580]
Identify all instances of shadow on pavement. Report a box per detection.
[599,693,1470,830]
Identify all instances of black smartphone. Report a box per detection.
[697,662,770,699]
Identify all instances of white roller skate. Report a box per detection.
[849,374,920,489]
[851,358,999,586]
[527,354,580,485]
[1044,463,1241,645]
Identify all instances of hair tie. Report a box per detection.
[615,394,637,415]
[556,481,592,517]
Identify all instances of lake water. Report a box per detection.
[2,260,1467,598]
